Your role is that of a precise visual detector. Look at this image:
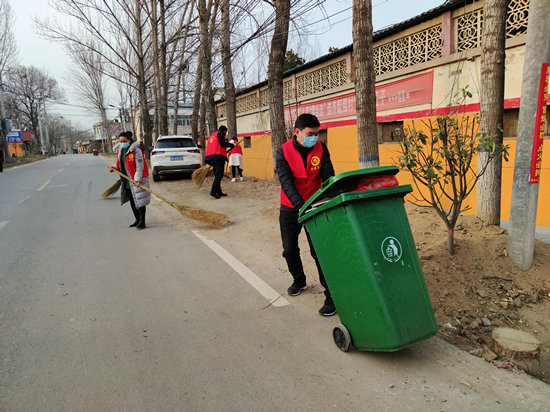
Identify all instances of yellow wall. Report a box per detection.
[8,142,25,156]
[247,121,549,228]
[243,133,274,180]
[327,125,359,173]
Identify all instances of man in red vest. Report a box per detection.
[276,113,336,316]
[205,125,233,199]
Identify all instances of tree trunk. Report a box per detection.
[172,3,194,135]
[476,0,509,225]
[268,0,290,177]
[100,107,111,153]
[353,0,379,168]
[200,93,207,164]
[446,228,455,255]
[158,0,168,136]
[219,0,237,140]
[199,0,218,135]
[191,54,203,145]
[135,0,153,152]
[150,0,161,139]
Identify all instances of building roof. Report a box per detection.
[229,0,476,99]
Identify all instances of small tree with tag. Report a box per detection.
[398,89,509,254]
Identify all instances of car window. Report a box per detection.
[156,138,196,149]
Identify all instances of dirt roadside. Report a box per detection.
[103,158,550,384]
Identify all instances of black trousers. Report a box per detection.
[210,160,225,195]
[231,166,243,178]
[279,208,331,298]
[125,187,139,219]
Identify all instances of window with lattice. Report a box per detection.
[374,25,442,75]
[456,9,483,52]
[260,89,269,107]
[296,60,347,98]
[456,1,529,52]
[283,79,293,102]
[506,0,529,38]
[236,93,259,113]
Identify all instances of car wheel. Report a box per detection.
[152,172,160,182]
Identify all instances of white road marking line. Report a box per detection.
[36,180,51,191]
[193,230,289,307]
[0,221,8,231]
[17,195,31,204]
[57,168,64,173]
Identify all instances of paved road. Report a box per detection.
[0,155,548,411]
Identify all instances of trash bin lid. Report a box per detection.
[298,166,412,223]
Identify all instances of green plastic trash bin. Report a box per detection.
[298,166,437,352]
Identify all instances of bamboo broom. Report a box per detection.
[109,167,229,228]
[101,179,121,198]
[191,165,212,188]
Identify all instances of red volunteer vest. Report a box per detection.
[229,144,243,156]
[205,132,228,158]
[117,147,149,179]
[280,140,323,208]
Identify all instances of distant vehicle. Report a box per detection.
[150,135,202,182]
[93,149,99,156]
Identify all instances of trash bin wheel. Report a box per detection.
[333,324,352,352]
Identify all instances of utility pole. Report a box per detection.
[508,0,550,270]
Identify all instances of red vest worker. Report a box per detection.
[275,113,336,316]
[205,125,233,198]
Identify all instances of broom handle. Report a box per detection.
[108,167,173,206]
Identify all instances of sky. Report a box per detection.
[9,0,444,131]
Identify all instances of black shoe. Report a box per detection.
[219,192,228,197]
[129,220,139,227]
[210,192,221,199]
[287,282,307,296]
[319,298,337,316]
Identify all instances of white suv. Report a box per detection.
[150,135,202,182]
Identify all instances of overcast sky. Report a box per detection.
[10,0,444,131]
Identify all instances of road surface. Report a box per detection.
[0,155,548,411]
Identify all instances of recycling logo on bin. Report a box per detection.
[381,237,402,263]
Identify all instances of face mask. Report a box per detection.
[120,142,130,149]
[302,135,318,148]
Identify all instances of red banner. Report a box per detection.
[375,71,434,111]
[284,71,434,124]
[530,63,550,184]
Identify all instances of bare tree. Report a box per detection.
[198,0,219,135]
[67,44,112,153]
[476,0,510,225]
[35,0,155,151]
[0,0,18,160]
[268,0,291,175]
[5,66,63,149]
[172,1,196,134]
[353,0,379,168]
[218,0,237,140]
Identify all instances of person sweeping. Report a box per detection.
[109,132,151,229]
[276,113,336,316]
[205,125,233,198]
